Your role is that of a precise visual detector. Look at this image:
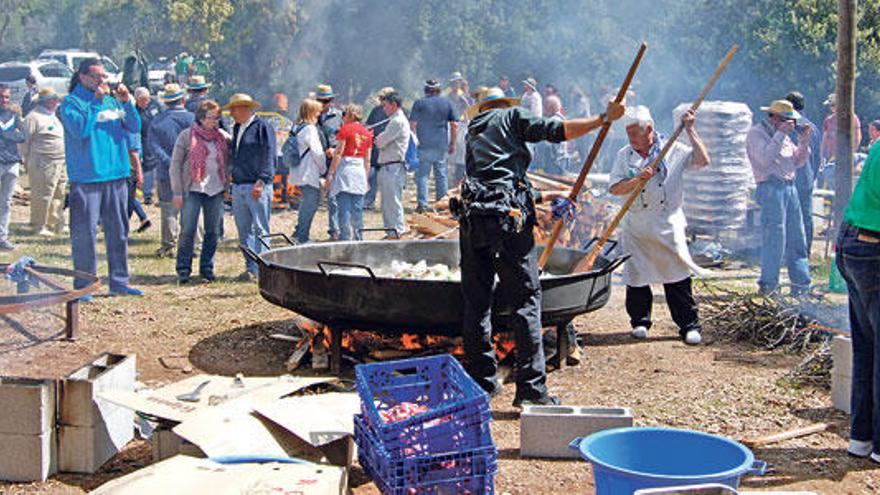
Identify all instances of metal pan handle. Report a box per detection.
[316,260,378,283]
[240,247,268,268]
[258,233,295,249]
[580,237,618,255]
[358,228,400,239]
[597,254,629,276]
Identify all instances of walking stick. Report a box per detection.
[574,45,739,273]
[537,42,648,270]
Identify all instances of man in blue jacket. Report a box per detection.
[60,58,142,296]
[224,93,275,281]
[0,84,26,250]
[146,84,194,257]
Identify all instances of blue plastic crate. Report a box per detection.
[356,414,497,495]
[355,355,494,457]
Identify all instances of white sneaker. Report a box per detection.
[37,228,54,237]
[871,452,880,464]
[684,330,702,345]
[631,326,648,339]
[849,439,872,457]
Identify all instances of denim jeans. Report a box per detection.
[176,191,224,280]
[364,166,378,209]
[755,178,811,293]
[379,163,406,235]
[327,193,339,238]
[0,163,18,243]
[294,185,320,244]
[836,222,880,454]
[336,192,364,241]
[142,168,155,202]
[127,178,147,222]
[69,179,130,290]
[416,148,448,208]
[795,166,815,254]
[231,183,271,274]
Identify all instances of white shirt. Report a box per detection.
[609,141,694,213]
[288,124,326,189]
[190,140,226,196]
[234,114,256,150]
[375,109,410,164]
[521,90,543,117]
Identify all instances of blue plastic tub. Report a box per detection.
[570,427,766,494]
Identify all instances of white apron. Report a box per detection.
[610,141,708,287]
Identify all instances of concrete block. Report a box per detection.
[60,353,136,427]
[58,404,135,473]
[831,371,851,414]
[151,428,206,462]
[831,336,852,378]
[0,430,56,482]
[520,406,633,458]
[0,377,56,436]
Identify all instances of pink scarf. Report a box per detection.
[190,122,227,183]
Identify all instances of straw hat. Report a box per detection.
[449,71,464,83]
[315,84,334,100]
[187,75,211,91]
[759,99,801,121]
[466,87,520,120]
[161,83,185,103]
[222,93,261,110]
[522,77,538,91]
[36,87,60,103]
[376,86,395,99]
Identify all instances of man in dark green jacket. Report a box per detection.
[459,87,624,407]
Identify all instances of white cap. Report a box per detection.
[621,105,653,129]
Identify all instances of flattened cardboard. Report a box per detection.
[254,393,359,447]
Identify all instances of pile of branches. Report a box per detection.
[696,282,835,386]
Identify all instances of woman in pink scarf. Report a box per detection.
[169,99,230,284]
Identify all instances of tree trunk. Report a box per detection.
[834,0,857,227]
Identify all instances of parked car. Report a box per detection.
[147,59,174,93]
[0,60,72,105]
[37,49,121,84]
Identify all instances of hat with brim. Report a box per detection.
[222,93,261,111]
[466,87,520,120]
[449,71,464,83]
[316,84,334,100]
[759,99,801,121]
[522,77,538,91]
[161,83,185,103]
[187,75,211,91]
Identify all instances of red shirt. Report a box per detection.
[336,122,373,157]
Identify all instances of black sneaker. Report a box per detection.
[513,394,560,408]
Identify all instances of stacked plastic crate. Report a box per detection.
[354,354,498,494]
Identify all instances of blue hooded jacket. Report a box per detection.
[60,84,141,183]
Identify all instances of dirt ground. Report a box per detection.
[0,186,878,494]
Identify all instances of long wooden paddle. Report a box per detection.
[537,42,648,270]
[574,45,739,273]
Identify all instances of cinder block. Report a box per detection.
[60,353,136,427]
[0,377,56,436]
[0,430,56,482]
[58,406,135,473]
[520,406,634,458]
[832,336,852,378]
[151,428,206,462]
[832,371,851,414]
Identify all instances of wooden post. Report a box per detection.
[833,0,857,227]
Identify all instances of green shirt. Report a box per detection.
[844,140,880,231]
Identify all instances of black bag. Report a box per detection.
[281,123,309,169]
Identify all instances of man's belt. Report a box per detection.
[856,226,880,241]
[377,160,404,166]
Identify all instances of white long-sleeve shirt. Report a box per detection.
[374,109,410,164]
[288,124,326,189]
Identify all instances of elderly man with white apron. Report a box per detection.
[609,105,710,345]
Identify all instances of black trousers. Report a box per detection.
[460,214,547,401]
[625,277,701,337]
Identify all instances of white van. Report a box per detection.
[37,49,121,84]
[0,60,73,104]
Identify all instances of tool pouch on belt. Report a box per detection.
[457,177,535,233]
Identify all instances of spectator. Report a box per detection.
[784,91,821,254]
[147,83,194,257]
[869,120,880,148]
[324,104,373,241]
[374,91,410,236]
[410,79,457,213]
[135,86,161,204]
[20,75,38,117]
[364,86,394,210]
[498,75,516,98]
[170,99,229,284]
[835,120,880,465]
[21,87,67,236]
[273,92,290,117]
[59,58,142,297]
[225,93,275,281]
[185,76,212,114]
[175,52,193,82]
[820,93,862,189]
[520,77,543,117]
[542,95,572,175]
[0,84,26,250]
[123,114,151,234]
[288,99,326,243]
[746,99,812,296]
[316,84,343,239]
